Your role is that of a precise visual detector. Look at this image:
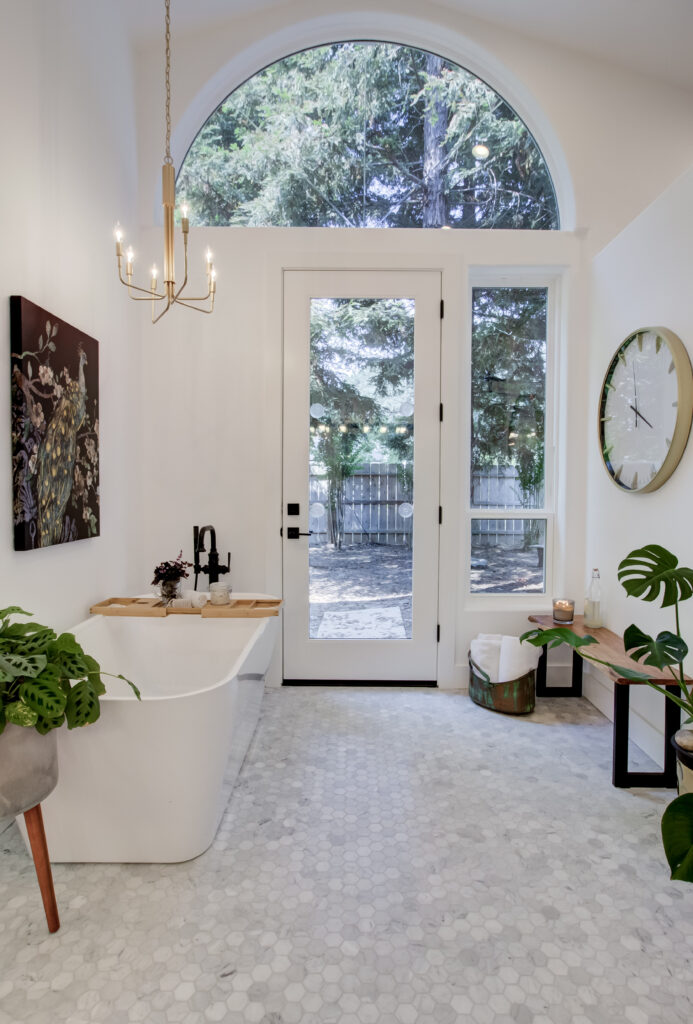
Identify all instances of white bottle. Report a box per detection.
[584,568,603,628]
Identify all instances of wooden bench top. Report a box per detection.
[528,614,691,686]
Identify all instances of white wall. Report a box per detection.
[0,1,141,630]
[585,166,693,763]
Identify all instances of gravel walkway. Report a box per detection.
[309,544,413,637]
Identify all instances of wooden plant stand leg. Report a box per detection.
[23,803,60,933]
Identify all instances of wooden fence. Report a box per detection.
[307,464,543,547]
[309,463,412,546]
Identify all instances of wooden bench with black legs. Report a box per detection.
[528,614,686,789]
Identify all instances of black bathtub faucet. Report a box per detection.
[193,525,230,589]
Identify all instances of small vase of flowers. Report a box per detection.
[152,551,193,606]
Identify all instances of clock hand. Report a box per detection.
[629,403,653,429]
[633,364,638,428]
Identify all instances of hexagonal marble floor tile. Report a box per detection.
[1,688,692,1023]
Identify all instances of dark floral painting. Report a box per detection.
[10,296,99,550]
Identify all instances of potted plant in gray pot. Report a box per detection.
[522,545,693,883]
[0,605,139,930]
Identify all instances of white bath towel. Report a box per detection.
[470,633,503,682]
[497,635,541,683]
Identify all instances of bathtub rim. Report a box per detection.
[71,592,279,703]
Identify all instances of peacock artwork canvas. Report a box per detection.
[10,296,100,550]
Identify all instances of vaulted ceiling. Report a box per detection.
[121,0,693,92]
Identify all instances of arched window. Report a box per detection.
[178,42,559,229]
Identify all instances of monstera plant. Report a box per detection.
[522,545,693,883]
[0,605,139,734]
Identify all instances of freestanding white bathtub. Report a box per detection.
[19,596,279,863]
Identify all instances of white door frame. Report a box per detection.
[282,268,443,682]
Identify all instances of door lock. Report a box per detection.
[286,527,313,540]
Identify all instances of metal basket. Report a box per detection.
[468,652,536,715]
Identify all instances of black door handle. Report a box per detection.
[286,527,313,540]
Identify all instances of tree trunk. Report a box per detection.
[327,472,345,549]
[422,54,447,228]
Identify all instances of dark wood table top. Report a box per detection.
[528,614,689,686]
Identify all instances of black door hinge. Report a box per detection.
[437,624,440,642]
[440,299,444,319]
[439,402,443,422]
[438,506,443,525]
[280,527,283,537]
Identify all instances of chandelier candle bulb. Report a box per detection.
[552,598,575,624]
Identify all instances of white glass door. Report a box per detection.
[282,270,441,681]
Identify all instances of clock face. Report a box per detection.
[599,328,693,492]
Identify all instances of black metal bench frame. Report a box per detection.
[536,646,680,789]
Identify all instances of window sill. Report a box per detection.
[463,594,553,615]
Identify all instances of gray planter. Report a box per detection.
[673,729,693,796]
[0,725,59,819]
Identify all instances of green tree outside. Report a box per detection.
[471,287,547,548]
[177,43,558,230]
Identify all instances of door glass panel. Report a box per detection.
[309,298,414,639]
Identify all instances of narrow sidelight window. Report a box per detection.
[470,286,549,594]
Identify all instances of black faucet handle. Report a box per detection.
[218,552,231,575]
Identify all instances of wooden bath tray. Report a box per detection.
[201,599,281,618]
[89,597,166,617]
[91,597,282,618]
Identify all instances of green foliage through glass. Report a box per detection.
[177,43,559,230]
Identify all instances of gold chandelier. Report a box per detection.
[114,0,216,324]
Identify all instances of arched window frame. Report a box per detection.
[165,14,574,230]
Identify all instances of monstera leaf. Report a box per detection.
[520,628,599,651]
[618,545,693,608]
[521,626,651,682]
[661,794,693,883]
[623,625,688,670]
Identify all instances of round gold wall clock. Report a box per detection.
[599,327,693,492]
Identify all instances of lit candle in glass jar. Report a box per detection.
[552,598,575,624]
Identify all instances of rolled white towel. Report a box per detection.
[470,633,503,683]
[497,635,541,683]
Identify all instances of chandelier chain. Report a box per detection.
[164,0,173,165]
